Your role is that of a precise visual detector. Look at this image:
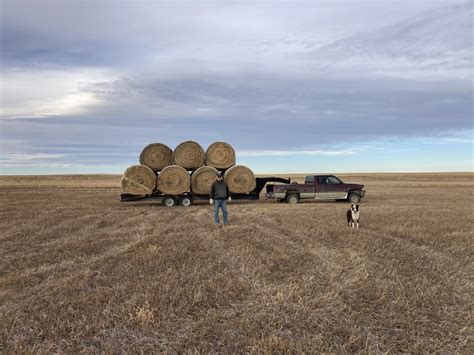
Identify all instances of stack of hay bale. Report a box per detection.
[121,141,256,196]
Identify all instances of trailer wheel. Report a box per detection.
[162,196,178,207]
[286,194,300,204]
[180,196,193,207]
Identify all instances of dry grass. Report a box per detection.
[0,173,472,352]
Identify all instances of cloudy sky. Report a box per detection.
[0,0,472,174]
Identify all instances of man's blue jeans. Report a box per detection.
[213,199,228,225]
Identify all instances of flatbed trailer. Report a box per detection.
[120,177,290,207]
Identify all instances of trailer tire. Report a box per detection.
[163,196,178,207]
[286,194,300,204]
[180,196,193,207]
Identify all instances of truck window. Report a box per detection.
[317,176,327,184]
[327,176,342,184]
[305,176,315,184]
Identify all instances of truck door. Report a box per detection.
[301,175,316,198]
[324,175,348,199]
[314,176,328,199]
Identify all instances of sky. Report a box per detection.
[0,0,472,174]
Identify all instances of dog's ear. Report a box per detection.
[356,204,359,210]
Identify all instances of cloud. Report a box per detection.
[0,153,65,161]
[0,152,70,168]
[238,148,360,157]
[0,0,472,173]
[1,0,458,69]
[1,70,471,154]
[1,68,116,119]
[308,1,473,80]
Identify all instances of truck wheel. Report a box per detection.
[348,193,360,204]
[162,196,178,207]
[286,194,300,204]
[180,196,193,207]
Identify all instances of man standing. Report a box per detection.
[210,171,231,225]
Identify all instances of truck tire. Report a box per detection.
[162,196,178,207]
[348,193,360,204]
[179,196,193,207]
[286,194,300,204]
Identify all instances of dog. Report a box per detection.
[346,204,360,229]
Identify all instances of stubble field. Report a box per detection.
[0,173,472,352]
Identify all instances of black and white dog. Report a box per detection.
[346,204,360,229]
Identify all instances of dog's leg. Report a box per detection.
[356,221,359,229]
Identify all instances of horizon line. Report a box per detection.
[0,171,472,177]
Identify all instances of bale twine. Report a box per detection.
[205,141,236,169]
[191,166,218,195]
[121,165,156,195]
[139,143,173,172]
[172,141,205,170]
[157,165,191,195]
[224,165,256,193]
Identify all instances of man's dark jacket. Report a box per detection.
[210,180,230,200]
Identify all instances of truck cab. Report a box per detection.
[266,174,365,204]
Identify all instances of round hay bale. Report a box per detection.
[191,166,219,195]
[224,165,256,193]
[121,165,156,195]
[139,143,173,172]
[205,141,236,169]
[157,165,191,195]
[172,141,205,170]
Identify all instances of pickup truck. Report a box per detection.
[266,174,366,204]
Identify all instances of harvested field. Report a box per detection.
[0,173,473,352]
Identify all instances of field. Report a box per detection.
[0,173,472,352]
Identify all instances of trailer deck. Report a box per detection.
[120,177,290,206]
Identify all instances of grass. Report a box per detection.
[0,173,472,352]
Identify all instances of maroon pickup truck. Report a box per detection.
[266,174,366,204]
